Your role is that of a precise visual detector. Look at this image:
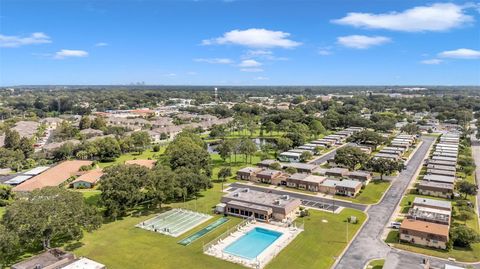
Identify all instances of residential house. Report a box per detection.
[399,219,449,249]
[70,169,103,189]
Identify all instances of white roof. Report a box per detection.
[5,175,32,185]
[23,166,50,175]
[280,151,302,157]
[61,258,105,269]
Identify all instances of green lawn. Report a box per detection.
[73,168,367,269]
[366,259,385,269]
[335,180,391,204]
[97,148,166,168]
[77,189,102,206]
[267,209,366,269]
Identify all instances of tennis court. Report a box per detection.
[136,209,212,237]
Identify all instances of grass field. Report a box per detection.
[97,147,166,168]
[366,259,385,269]
[73,170,366,269]
[335,180,391,204]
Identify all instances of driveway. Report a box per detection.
[334,136,436,269]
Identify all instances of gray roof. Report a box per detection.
[417,181,454,190]
[4,175,32,185]
[223,188,300,209]
[423,174,455,184]
[413,197,452,211]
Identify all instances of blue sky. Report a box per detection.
[1,0,479,86]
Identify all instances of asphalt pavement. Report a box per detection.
[334,136,436,269]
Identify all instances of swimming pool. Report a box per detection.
[223,227,283,260]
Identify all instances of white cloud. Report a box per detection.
[202,28,301,48]
[317,47,333,56]
[254,76,269,80]
[239,59,262,67]
[242,49,288,61]
[420,59,443,64]
[337,35,391,49]
[332,3,473,32]
[95,42,108,47]
[54,49,88,59]
[438,48,480,59]
[194,58,233,64]
[163,73,177,77]
[240,68,264,72]
[0,32,51,48]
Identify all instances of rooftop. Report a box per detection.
[400,219,449,237]
[413,197,452,211]
[13,160,92,192]
[223,188,300,209]
[71,169,104,184]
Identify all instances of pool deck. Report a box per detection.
[204,222,302,269]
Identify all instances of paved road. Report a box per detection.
[334,136,436,269]
[385,249,480,269]
[470,131,480,221]
[230,182,368,211]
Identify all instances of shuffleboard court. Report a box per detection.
[178,217,230,246]
[136,208,212,237]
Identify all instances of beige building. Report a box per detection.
[220,188,301,222]
[399,219,449,249]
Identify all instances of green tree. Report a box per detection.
[53,142,76,161]
[146,165,176,209]
[285,166,298,174]
[166,132,210,172]
[217,140,233,163]
[79,116,92,130]
[334,146,369,170]
[95,137,121,161]
[269,162,282,170]
[300,151,313,162]
[239,139,257,163]
[4,129,21,150]
[91,117,107,130]
[2,187,101,250]
[264,121,276,135]
[0,224,21,266]
[348,130,386,150]
[131,131,152,154]
[276,137,293,152]
[99,164,151,218]
[18,137,34,158]
[457,181,478,199]
[401,123,420,135]
[217,167,232,190]
[450,225,480,248]
[366,158,404,180]
[309,119,326,138]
